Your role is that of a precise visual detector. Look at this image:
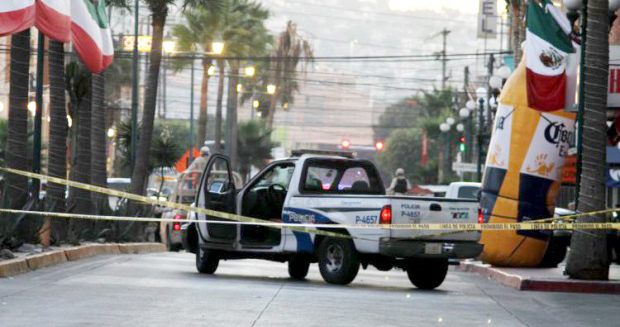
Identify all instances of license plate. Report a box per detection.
[424,243,442,255]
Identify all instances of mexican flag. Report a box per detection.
[36,0,71,43]
[71,0,114,73]
[525,0,574,112]
[0,1,36,37]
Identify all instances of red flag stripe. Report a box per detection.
[526,68,566,112]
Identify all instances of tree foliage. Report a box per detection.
[237,120,277,180]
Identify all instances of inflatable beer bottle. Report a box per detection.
[479,0,575,267]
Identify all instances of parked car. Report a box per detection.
[183,151,483,290]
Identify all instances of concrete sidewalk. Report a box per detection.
[457,260,620,294]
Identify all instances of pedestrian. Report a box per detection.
[186,146,210,172]
[388,168,411,195]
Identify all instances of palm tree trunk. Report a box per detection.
[71,73,93,216]
[91,73,108,215]
[130,10,166,196]
[1,29,31,238]
[197,60,211,148]
[214,59,225,153]
[565,0,610,280]
[48,40,68,241]
[511,0,526,64]
[226,64,239,170]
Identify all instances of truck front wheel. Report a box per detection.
[405,258,448,290]
[318,237,359,285]
[196,245,219,274]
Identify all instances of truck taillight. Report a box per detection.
[478,208,484,224]
[173,214,182,231]
[380,205,392,224]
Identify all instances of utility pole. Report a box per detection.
[464,66,472,162]
[130,0,139,172]
[189,55,195,165]
[440,28,451,89]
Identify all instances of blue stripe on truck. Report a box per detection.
[283,207,336,253]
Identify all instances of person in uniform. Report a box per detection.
[387,168,411,195]
[186,146,210,172]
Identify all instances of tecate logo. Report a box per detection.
[544,121,573,148]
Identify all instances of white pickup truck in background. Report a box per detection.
[183,151,484,290]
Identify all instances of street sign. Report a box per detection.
[452,162,482,173]
[477,0,497,39]
[123,36,153,52]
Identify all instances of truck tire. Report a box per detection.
[539,237,567,268]
[288,256,311,280]
[196,245,219,274]
[166,227,180,252]
[405,258,448,290]
[317,237,359,285]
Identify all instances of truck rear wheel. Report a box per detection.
[196,245,219,274]
[288,256,311,280]
[318,237,359,285]
[405,258,448,290]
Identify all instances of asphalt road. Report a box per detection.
[0,252,617,327]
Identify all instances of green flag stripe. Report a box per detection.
[527,0,573,53]
[81,0,109,29]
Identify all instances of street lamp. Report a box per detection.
[267,84,277,95]
[207,65,216,76]
[244,66,256,77]
[211,41,225,55]
[27,101,36,117]
[107,127,116,138]
[237,84,243,93]
[497,65,511,79]
[253,100,260,109]
[446,117,455,126]
[162,40,176,54]
[456,123,464,132]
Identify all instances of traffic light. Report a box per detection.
[375,140,384,151]
[458,135,466,152]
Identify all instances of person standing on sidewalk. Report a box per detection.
[186,146,211,172]
[387,168,411,195]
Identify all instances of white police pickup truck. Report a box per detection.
[182,151,483,290]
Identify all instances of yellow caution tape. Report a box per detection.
[1,167,618,233]
[1,209,619,231]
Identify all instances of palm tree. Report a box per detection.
[220,0,271,168]
[1,29,31,239]
[47,40,70,242]
[65,62,93,217]
[131,0,226,198]
[265,21,313,129]
[509,0,526,64]
[237,120,276,181]
[91,73,108,214]
[171,5,224,148]
[565,0,610,280]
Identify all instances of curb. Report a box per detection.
[0,243,164,278]
[458,261,620,294]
